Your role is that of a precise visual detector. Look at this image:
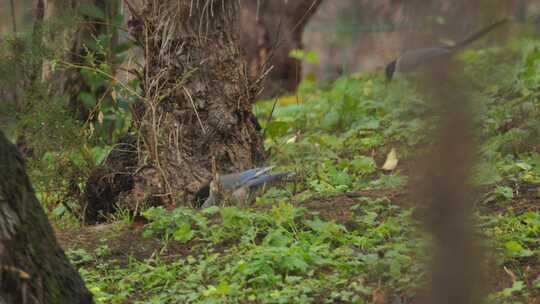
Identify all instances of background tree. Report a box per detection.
[239,0,322,99]
[5,0,123,158]
[305,0,524,80]
[4,0,127,222]
[0,131,92,303]
[41,0,121,123]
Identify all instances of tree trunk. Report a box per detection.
[239,0,322,99]
[83,0,323,219]
[114,0,264,209]
[0,131,93,303]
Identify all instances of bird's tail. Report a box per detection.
[453,18,509,50]
[246,172,295,188]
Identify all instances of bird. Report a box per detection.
[194,166,295,208]
[385,18,509,82]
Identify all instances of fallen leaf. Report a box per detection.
[286,135,297,144]
[372,287,386,304]
[382,148,398,171]
[111,89,117,102]
[97,111,104,124]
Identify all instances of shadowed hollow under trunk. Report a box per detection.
[0,131,92,303]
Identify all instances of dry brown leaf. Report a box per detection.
[372,287,386,304]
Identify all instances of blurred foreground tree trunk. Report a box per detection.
[0,131,93,303]
[239,0,322,99]
[84,0,265,221]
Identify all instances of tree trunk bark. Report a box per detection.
[0,131,93,303]
[239,0,322,99]
[116,0,265,209]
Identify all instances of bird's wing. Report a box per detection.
[236,166,275,186]
[245,172,295,188]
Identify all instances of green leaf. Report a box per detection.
[117,97,131,110]
[523,212,540,226]
[216,281,231,295]
[321,111,340,130]
[265,121,289,139]
[91,146,111,165]
[289,49,304,60]
[504,241,523,253]
[113,42,132,55]
[281,254,309,272]
[360,254,379,266]
[52,204,66,217]
[357,118,380,130]
[263,229,291,247]
[533,275,540,289]
[41,152,55,165]
[305,51,320,64]
[504,241,533,257]
[473,164,502,185]
[79,3,106,20]
[351,156,376,174]
[79,92,97,108]
[494,186,514,200]
[173,222,194,243]
[501,281,525,297]
[515,161,532,171]
[111,14,124,27]
[329,167,352,188]
[289,49,319,64]
[68,151,86,168]
[319,134,343,149]
[306,218,326,233]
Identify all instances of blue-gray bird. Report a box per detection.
[194,166,295,208]
[385,18,508,81]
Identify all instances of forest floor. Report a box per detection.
[56,189,408,264]
[51,42,540,303]
[55,177,540,303]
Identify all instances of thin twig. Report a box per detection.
[261,97,279,139]
[183,87,207,134]
[58,60,143,100]
[290,0,320,35]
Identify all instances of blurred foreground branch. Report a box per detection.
[417,25,485,304]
